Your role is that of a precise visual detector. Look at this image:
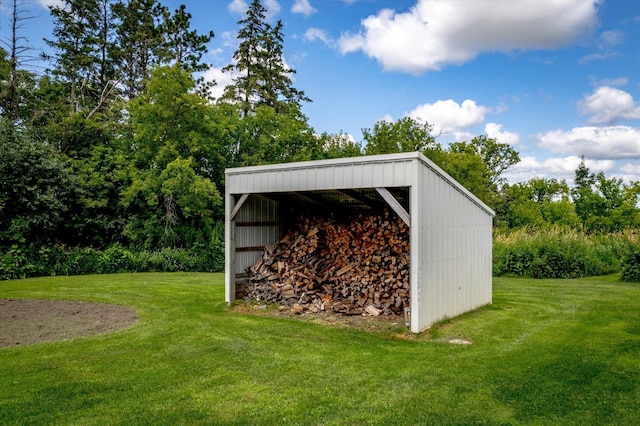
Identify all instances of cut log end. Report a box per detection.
[243,211,410,316]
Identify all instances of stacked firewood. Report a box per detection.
[245,211,410,316]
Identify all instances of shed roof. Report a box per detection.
[225,151,495,217]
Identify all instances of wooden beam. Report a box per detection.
[235,221,280,227]
[230,193,249,221]
[375,187,410,227]
[235,245,267,252]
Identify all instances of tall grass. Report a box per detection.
[493,227,640,279]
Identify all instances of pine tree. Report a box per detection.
[111,0,167,100]
[222,0,310,115]
[160,4,214,73]
[44,0,103,113]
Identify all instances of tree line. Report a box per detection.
[1,0,639,276]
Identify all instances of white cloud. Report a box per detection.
[535,126,640,160]
[619,162,640,183]
[379,114,395,124]
[264,0,281,20]
[578,86,640,125]
[303,28,333,46]
[485,122,520,146]
[407,99,488,135]
[36,0,65,9]
[621,162,640,175]
[589,76,628,87]
[579,29,624,63]
[338,0,600,74]
[221,31,238,49]
[201,66,237,101]
[504,155,616,183]
[578,52,620,64]
[292,0,316,16]
[228,0,248,15]
[596,29,624,50]
[228,0,280,20]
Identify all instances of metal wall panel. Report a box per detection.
[225,194,279,303]
[227,154,418,195]
[414,160,493,331]
[233,195,279,276]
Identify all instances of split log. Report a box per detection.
[244,211,410,316]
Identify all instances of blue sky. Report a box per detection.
[3,0,640,184]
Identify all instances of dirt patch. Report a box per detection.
[0,298,138,348]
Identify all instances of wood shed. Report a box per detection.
[225,152,494,333]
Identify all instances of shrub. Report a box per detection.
[493,227,634,279]
[621,245,640,282]
[0,240,225,280]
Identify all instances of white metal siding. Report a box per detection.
[227,156,416,194]
[414,160,493,331]
[234,195,279,275]
[225,194,279,303]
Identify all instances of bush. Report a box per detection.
[0,240,225,280]
[493,227,634,279]
[621,245,640,282]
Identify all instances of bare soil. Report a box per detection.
[0,298,138,348]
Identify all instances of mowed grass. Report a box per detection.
[1,273,639,425]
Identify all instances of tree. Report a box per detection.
[495,178,579,229]
[111,0,167,100]
[360,118,517,206]
[62,143,129,246]
[258,20,310,112]
[1,0,37,122]
[313,132,363,160]
[160,4,214,73]
[448,136,519,189]
[362,117,437,155]
[426,146,497,205]
[44,0,104,113]
[571,158,640,232]
[0,121,73,245]
[123,65,222,248]
[222,0,310,115]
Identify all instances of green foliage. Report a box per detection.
[221,0,310,114]
[495,178,580,230]
[571,158,640,232]
[621,244,640,282]
[426,145,497,205]
[0,122,73,245]
[0,241,225,280]
[493,228,634,278]
[223,103,317,168]
[363,117,436,155]
[313,132,364,160]
[4,0,640,281]
[123,65,222,249]
[360,117,518,208]
[159,4,214,73]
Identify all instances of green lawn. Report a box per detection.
[1,273,639,425]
